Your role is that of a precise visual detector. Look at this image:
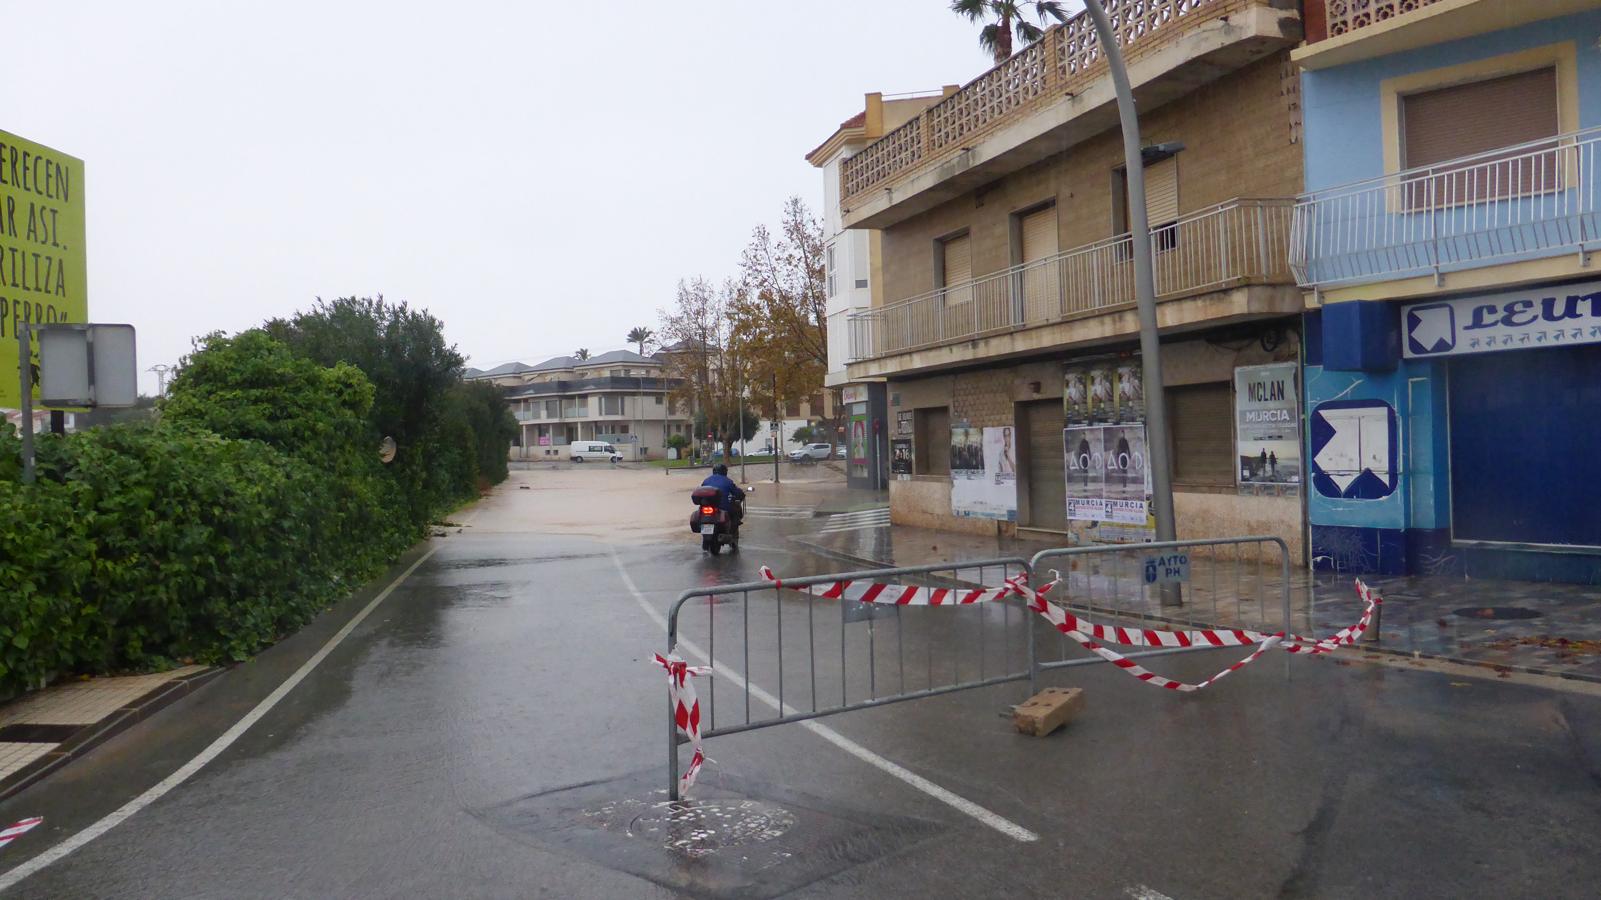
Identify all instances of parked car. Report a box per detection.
[790,442,832,461]
[835,444,847,459]
[569,440,622,463]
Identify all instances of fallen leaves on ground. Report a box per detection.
[1483,635,1601,656]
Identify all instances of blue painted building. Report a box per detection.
[1293,0,1601,581]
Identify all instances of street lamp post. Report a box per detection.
[1082,0,1180,604]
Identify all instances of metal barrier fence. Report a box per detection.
[1029,537,1294,679]
[664,536,1294,798]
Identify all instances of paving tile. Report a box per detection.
[0,742,58,781]
[0,665,207,727]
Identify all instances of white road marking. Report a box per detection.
[1125,885,1177,900]
[611,548,1038,843]
[818,507,892,534]
[0,546,443,893]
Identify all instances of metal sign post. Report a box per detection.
[1083,0,1180,605]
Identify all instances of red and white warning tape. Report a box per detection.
[0,816,42,852]
[756,566,1382,693]
[653,653,712,793]
[757,565,1026,606]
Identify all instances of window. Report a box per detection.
[1016,203,1060,313]
[785,398,801,418]
[602,395,624,416]
[914,407,951,476]
[1167,382,1234,487]
[543,399,560,419]
[610,368,626,377]
[938,234,972,304]
[563,396,588,418]
[653,393,664,405]
[1401,67,1560,206]
[1113,156,1180,252]
[826,244,837,298]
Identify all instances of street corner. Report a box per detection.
[0,666,222,803]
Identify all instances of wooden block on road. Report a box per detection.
[1012,687,1084,737]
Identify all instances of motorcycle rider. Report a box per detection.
[700,464,745,530]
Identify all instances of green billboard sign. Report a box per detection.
[1,128,87,408]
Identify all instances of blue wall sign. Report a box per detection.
[1403,278,1601,359]
[1310,399,1397,500]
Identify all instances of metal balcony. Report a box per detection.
[839,0,1296,225]
[1290,127,1601,288]
[847,198,1294,363]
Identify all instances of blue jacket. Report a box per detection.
[700,473,745,509]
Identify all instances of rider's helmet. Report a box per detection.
[713,464,729,476]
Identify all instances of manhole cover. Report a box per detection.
[623,799,796,859]
[1454,607,1543,621]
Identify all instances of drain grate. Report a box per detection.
[478,770,943,899]
[1454,607,1543,621]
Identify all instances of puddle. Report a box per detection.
[477,770,943,899]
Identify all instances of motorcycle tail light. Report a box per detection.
[700,506,716,516]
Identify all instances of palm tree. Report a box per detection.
[574,348,591,361]
[950,0,1073,65]
[625,326,655,356]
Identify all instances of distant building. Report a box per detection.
[467,350,693,459]
[808,90,951,488]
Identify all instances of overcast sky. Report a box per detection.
[4,0,1043,394]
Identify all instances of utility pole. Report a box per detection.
[737,369,747,484]
[1083,0,1180,605]
[148,363,172,397]
[772,374,780,485]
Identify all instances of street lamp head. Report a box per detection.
[1140,142,1186,164]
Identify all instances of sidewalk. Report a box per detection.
[796,524,1601,684]
[0,665,222,801]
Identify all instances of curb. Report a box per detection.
[787,537,1601,686]
[0,666,227,803]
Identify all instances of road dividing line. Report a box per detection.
[611,548,1039,843]
[1125,885,1177,900]
[0,545,441,894]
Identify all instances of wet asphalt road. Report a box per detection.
[3,472,1601,898]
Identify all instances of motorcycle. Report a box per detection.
[689,486,741,555]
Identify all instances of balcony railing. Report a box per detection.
[1325,0,1445,39]
[840,0,1261,207]
[1290,127,1601,288]
[848,198,1294,363]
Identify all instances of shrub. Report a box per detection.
[0,308,514,695]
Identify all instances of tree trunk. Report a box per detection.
[995,12,1012,63]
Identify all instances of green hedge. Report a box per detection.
[0,324,513,693]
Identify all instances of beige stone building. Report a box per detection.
[837,0,1309,556]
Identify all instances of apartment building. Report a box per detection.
[1294,0,1601,581]
[837,0,1308,552]
[467,350,692,459]
[809,91,951,486]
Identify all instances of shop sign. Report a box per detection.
[1402,278,1601,359]
[842,385,869,404]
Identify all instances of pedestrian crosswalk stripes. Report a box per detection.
[819,506,892,534]
[743,505,816,519]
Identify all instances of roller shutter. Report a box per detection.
[1024,399,1067,530]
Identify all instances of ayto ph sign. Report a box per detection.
[1,129,87,408]
[1142,552,1190,586]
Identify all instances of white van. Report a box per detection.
[569,440,622,463]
